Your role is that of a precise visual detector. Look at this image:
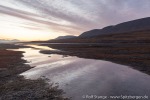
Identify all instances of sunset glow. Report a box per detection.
[0,0,150,41]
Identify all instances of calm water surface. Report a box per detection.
[15,45,150,100]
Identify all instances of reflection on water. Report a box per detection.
[16,45,150,100]
[26,45,56,50]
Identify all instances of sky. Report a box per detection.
[0,0,150,41]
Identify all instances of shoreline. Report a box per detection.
[0,44,69,100]
[40,43,150,75]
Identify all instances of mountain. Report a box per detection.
[54,35,77,40]
[79,17,150,38]
[0,39,20,43]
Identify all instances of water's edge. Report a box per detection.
[15,45,150,100]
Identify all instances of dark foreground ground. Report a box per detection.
[0,44,69,100]
[40,30,150,75]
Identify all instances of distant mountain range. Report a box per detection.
[54,35,77,40]
[0,39,20,43]
[79,17,150,38]
[40,17,150,43]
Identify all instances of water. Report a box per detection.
[16,45,150,100]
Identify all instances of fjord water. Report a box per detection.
[17,45,150,100]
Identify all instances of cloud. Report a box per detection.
[17,0,150,28]
[0,0,150,38]
[0,4,84,34]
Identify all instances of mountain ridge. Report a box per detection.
[79,17,150,38]
[54,35,77,40]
